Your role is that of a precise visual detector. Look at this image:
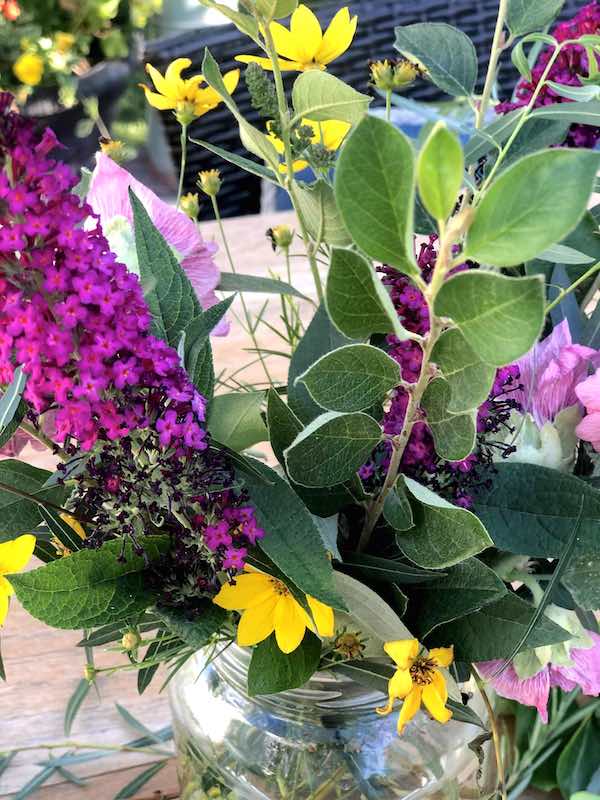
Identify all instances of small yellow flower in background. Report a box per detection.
[267,118,351,172]
[54,32,75,55]
[13,53,44,86]
[369,58,424,92]
[140,58,239,125]
[377,639,454,735]
[267,224,295,251]
[100,138,128,164]
[213,567,334,654]
[0,534,35,625]
[236,5,357,72]
[198,169,222,197]
[180,192,200,220]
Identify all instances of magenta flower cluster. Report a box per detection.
[497,1,600,148]
[0,94,206,453]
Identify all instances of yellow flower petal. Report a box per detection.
[422,677,452,725]
[319,119,351,151]
[316,7,357,66]
[429,669,449,705]
[213,572,273,610]
[0,575,14,598]
[60,513,86,540]
[0,534,35,575]
[0,591,8,626]
[384,639,419,670]
[237,595,278,646]
[140,85,176,110]
[290,4,323,64]
[145,63,172,97]
[388,667,413,701]
[397,686,422,735]
[269,19,303,62]
[222,68,241,96]
[307,595,334,637]
[234,55,303,72]
[165,57,192,89]
[274,594,308,653]
[430,646,454,668]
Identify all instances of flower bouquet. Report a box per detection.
[2,0,600,797]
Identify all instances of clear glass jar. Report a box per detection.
[169,645,489,800]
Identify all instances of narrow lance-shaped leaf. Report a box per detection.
[335,116,418,277]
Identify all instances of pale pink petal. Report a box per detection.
[575,370,600,413]
[576,411,600,452]
[88,154,227,334]
[477,660,550,723]
[550,632,600,696]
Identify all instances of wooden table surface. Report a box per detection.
[0,210,315,799]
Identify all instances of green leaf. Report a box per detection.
[434,272,545,367]
[342,553,441,585]
[114,761,168,799]
[137,637,168,695]
[297,344,400,414]
[557,717,600,798]
[334,572,412,646]
[398,478,493,569]
[184,296,235,399]
[202,49,280,170]
[10,537,168,629]
[421,378,476,461]
[207,392,267,452]
[394,22,478,97]
[326,248,410,341]
[407,558,507,638]
[245,460,345,608]
[256,0,297,20]
[532,100,600,126]
[198,0,260,42]
[473,463,600,558]
[285,411,382,488]
[288,304,357,424]
[291,71,371,125]
[295,180,352,248]
[0,461,65,540]
[431,328,496,413]
[218,272,308,300]
[247,631,321,696]
[155,603,226,649]
[562,555,600,611]
[130,189,200,347]
[465,150,600,267]
[335,116,418,276]
[431,593,570,661]
[417,122,464,221]
[507,0,565,37]
[383,478,414,531]
[190,137,278,183]
[0,366,26,442]
[64,678,91,735]
[537,243,595,265]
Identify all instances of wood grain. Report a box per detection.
[0,211,312,798]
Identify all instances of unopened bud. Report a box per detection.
[267,224,294,251]
[369,58,424,92]
[99,138,127,164]
[198,169,222,197]
[180,192,200,220]
[121,629,142,652]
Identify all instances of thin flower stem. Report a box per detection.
[0,479,87,522]
[476,0,509,130]
[210,195,274,387]
[1,741,171,757]
[18,420,69,461]
[263,25,325,303]
[176,123,188,209]
[385,90,392,123]
[545,260,600,314]
[473,666,508,800]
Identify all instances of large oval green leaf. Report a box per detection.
[466,149,600,267]
[291,71,371,125]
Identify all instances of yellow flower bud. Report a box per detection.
[180,192,201,220]
[198,169,222,197]
[121,629,142,652]
[13,53,44,87]
[100,138,128,164]
[54,32,75,54]
[369,58,423,92]
[267,224,294,251]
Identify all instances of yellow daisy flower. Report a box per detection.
[213,568,334,654]
[267,117,351,172]
[236,5,358,72]
[377,639,454,735]
[13,53,44,87]
[140,58,240,123]
[0,534,35,625]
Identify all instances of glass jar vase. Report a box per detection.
[169,644,489,800]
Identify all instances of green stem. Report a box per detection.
[18,420,68,461]
[476,0,509,130]
[263,25,325,304]
[385,90,392,123]
[176,123,188,210]
[545,261,600,314]
[211,195,274,387]
[1,741,171,758]
[472,667,508,800]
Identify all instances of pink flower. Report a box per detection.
[514,320,598,427]
[575,369,600,451]
[478,630,600,723]
[87,153,227,334]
